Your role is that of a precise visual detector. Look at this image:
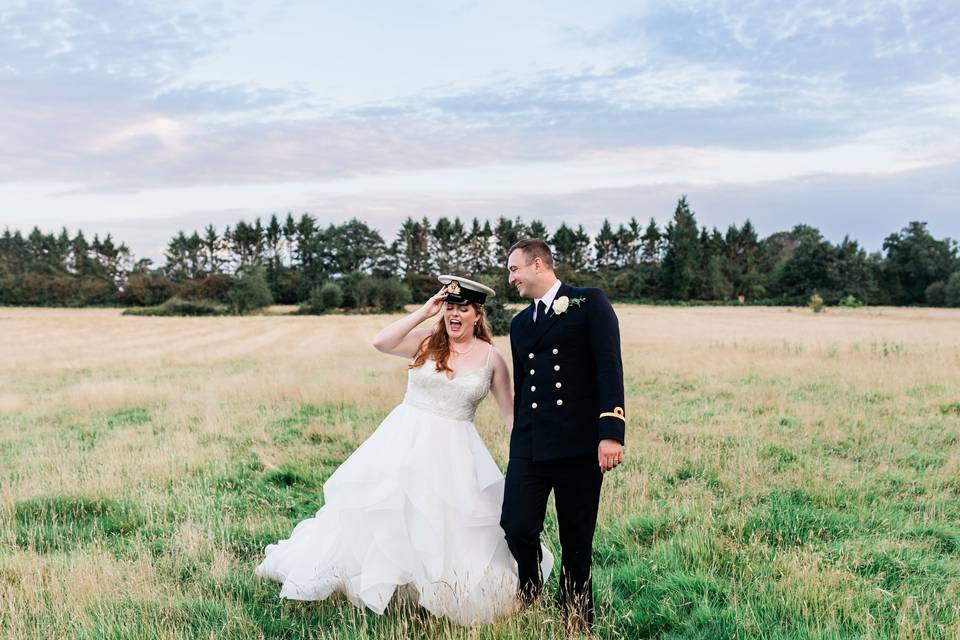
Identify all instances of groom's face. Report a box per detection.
[507,249,541,299]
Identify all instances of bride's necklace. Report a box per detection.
[449,338,477,357]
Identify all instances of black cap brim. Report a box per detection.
[446,289,486,305]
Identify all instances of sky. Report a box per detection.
[1,0,958,262]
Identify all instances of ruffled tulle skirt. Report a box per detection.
[255,403,553,625]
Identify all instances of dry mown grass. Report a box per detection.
[1,305,959,639]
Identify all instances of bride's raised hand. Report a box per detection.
[420,287,448,317]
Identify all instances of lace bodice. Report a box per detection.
[401,347,493,422]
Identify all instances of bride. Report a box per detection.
[255,276,553,625]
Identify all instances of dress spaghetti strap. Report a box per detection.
[484,342,494,367]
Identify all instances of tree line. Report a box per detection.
[2,196,959,309]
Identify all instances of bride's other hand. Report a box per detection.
[420,287,448,317]
[487,347,514,431]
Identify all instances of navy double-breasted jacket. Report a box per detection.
[509,282,625,461]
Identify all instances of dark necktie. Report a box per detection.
[535,300,547,323]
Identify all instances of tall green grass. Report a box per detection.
[4,347,960,638]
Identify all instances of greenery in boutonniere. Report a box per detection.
[552,295,587,315]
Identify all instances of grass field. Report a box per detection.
[2,305,960,639]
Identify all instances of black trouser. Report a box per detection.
[500,455,603,629]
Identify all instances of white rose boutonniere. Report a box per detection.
[552,295,586,315]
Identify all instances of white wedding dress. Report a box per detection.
[255,345,553,625]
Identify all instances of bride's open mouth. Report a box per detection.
[449,319,462,332]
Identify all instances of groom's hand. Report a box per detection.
[598,439,624,473]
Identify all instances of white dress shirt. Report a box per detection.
[533,280,563,321]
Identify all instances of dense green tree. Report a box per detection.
[26,227,62,276]
[4,209,959,311]
[635,218,663,297]
[926,281,947,306]
[550,223,591,273]
[767,226,880,305]
[639,219,662,266]
[593,220,618,274]
[91,234,132,287]
[945,271,960,307]
[305,281,343,313]
[700,227,732,300]
[882,221,958,305]
[430,217,469,274]
[724,220,764,299]
[68,231,93,276]
[316,219,389,277]
[528,220,550,244]
[493,217,529,266]
[293,214,322,286]
[164,231,200,282]
[615,218,642,268]
[465,218,494,274]
[660,196,701,300]
[770,226,834,303]
[229,266,273,314]
[828,237,881,304]
[201,225,224,274]
[228,219,267,270]
[394,217,433,275]
[265,214,283,272]
[282,213,298,267]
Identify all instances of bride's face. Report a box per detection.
[443,303,478,341]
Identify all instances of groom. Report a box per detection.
[500,238,625,633]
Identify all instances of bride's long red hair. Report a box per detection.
[410,303,493,374]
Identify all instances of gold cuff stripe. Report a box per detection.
[599,406,626,422]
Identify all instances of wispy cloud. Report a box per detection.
[0,0,957,254]
[0,0,242,78]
